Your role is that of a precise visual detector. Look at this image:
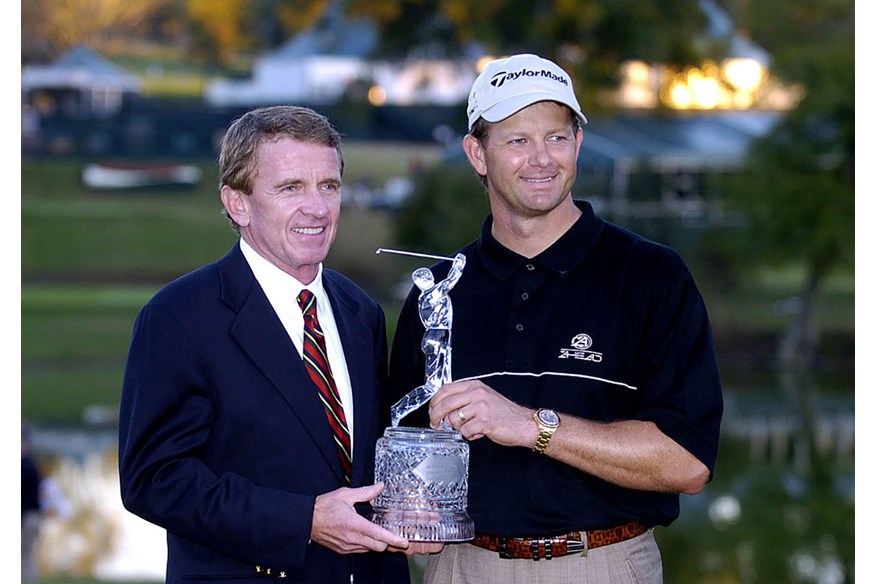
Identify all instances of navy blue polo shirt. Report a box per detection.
[388,200,723,537]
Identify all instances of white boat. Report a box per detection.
[82,162,202,190]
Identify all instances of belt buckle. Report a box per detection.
[567,534,587,556]
[498,538,511,559]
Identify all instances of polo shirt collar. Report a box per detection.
[477,200,604,280]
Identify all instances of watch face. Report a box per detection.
[538,409,560,427]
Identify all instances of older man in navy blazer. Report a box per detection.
[119,106,423,583]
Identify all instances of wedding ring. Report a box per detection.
[457,408,467,422]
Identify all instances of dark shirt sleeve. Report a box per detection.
[630,255,724,475]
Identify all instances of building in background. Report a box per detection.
[22,45,141,118]
[204,6,483,109]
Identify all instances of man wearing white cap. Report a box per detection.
[388,54,723,582]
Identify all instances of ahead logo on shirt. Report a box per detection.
[558,333,603,362]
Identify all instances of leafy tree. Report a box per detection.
[722,0,853,484]
[275,0,336,39]
[22,0,175,62]
[363,0,707,114]
[184,0,255,63]
[20,0,325,65]
[394,160,491,256]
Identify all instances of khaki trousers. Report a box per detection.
[425,529,662,584]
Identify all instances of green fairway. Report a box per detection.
[21,144,441,423]
[21,284,154,423]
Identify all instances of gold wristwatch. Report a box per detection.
[532,408,560,454]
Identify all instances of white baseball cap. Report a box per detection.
[467,53,588,130]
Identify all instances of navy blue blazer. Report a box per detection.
[119,243,409,584]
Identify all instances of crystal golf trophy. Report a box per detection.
[370,250,474,541]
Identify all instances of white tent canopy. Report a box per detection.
[22,46,141,115]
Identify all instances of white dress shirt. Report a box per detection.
[239,239,355,447]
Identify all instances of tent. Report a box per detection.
[22,45,141,117]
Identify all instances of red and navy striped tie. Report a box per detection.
[297,289,352,484]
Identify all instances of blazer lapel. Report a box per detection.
[219,245,343,479]
[324,275,379,487]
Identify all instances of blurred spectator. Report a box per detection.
[21,423,43,581]
[41,474,72,522]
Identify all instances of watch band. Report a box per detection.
[533,429,553,454]
[532,409,559,454]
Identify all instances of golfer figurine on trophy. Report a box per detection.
[370,249,475,542]
[390,253,465,427]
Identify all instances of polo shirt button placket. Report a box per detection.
[516,266,537,333]
[507,262,538,366]
[520,265,538,329]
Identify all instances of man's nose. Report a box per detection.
[301,188,329,216]
[529,141,552,166]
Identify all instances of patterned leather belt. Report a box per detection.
[471,520,648,560]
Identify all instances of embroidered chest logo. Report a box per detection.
[558,333,603,362]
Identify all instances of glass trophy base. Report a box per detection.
[371,426,475,542]
[370,508,475,542]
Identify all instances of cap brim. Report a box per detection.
[479,92,588,126]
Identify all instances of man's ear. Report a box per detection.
[221,185,250,227]
[462,134,487,178]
